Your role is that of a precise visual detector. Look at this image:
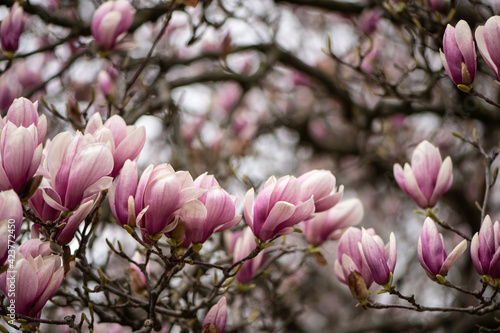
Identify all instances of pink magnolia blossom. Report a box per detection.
[475,16,500,80]
[232,227,265,284]
[394,140,453,208]
[440,20,476,87]
[91,0,135,50]
[244,175,315,241]
[418,217,467,279]
[471,215,500,278]
[85,113,146,177]
[134,164,205,238]
[0,248,65,322]
[203,297,228,333]
[3,98,47,145]
[358,228,397,286]
[0,190,23,265]
[180,185,240,244]
[0,122,42,192]
[40,131,113,211]
[298,169,343,213]
[0,2,24,53]
[334,227,374,288]
[302,198,363,246]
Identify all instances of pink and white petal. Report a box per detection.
[403,164,428,208]
[440,239,467,276]
[429,156,453,207]
[258,201,296,241]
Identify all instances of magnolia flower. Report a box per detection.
[358,228,397,286]
[40,131,113,211]
[85,113,146,177]
[0,190,23,265]
[471,215,500,278]
[0,249,65,321]
[3,98,47,145]
[134,164,204,238]
[475,16,500,80]
[91,0,135,50]
[232,227,265,284]
[203,297,228,333]
[0,122,42,192]
[302,198,363,246]
[418,218,467,279]
[180,185,240,245]
[298,169,343,213]
[334,227,374,288]
[244,175,315,241]
[440,20,476,87]
[0,2,24,53]
[394,140,453,208]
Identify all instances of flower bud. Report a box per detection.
[203,297,227,333]
[418,217,467,279]
[0,2,24,53]
[475,16,500,80]
[91,0,135,50]
[394,140,453,208]
[440,20,476,87]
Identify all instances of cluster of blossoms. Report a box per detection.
[0,95,483,325]
[440,16,500,90]
[0,93,368,326]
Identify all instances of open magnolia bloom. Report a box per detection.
[244,175,315,241]
[394,140,453,209]
[0,248,65,323]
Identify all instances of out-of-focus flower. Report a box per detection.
[429,0,447,11]
[40,131,113,211]
[302,198,363,246]
[97,70,114,98]
[475,16,500,80]
[440,20,476,88]
[298,169,343,213]
[85,113,145,177]
[0,74,21,111]
[91,0,135,50]
[180,175,240,244]
[244,175,315,241]
[471,215,500,279]
[394,140,453,208]
[232,227,265,284]
[0,249,65,322]
[334,227,374,288]
[203,297,227,333]
[360,41,380,73]
[358,8,383,35]
[0,190,22,265]
[128,252,148,294]
[418,217,467,279]
[358,228,397,286]
[0,2,24,53]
